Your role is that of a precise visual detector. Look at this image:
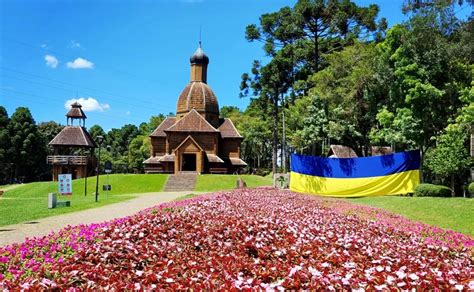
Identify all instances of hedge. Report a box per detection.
[414,183,452,197]
[469,182,474,195]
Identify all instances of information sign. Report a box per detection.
[58,174,72,195]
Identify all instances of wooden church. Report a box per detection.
[143,43,246,174]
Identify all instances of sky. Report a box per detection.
[0,0,469,131]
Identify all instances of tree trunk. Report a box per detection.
[419,147,424,183]
[272,95,279,175]
[450,174,455,197]
[314,29,319,72]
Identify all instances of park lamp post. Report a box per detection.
[95,135,104,202]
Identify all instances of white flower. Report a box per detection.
[396,270,406,279]
[289,265,302,277]
[408,273,419,281]
[386,275,396,284]
[308,266,322,277]
[165,278,174,283]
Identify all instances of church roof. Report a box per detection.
[66,102,87,119]
[207,153,224,163]
[150,117,176,137]
[218,118,242,138]
[176,81,219,116]
[49,126,96,148]
[143,154,175,164]
[165,109,218,133]
[229,157,247,166]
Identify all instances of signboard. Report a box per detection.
[58,174,72,195]
[104,160,112,174]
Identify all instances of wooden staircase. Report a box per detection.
[164,172,197,192]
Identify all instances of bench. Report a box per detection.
[209,167,228,174]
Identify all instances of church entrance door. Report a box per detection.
[182,153,197,171]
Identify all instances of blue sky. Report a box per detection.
[0,0,468,131]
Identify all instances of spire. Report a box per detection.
[199,26,202,48]
[190,41,209,83]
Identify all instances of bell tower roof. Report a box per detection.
[65,102,87,127]
[66,102,87,119]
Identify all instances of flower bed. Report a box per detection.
[1,189,473,290]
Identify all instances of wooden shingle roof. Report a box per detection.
[166,109,218,133]
[218,118,242,138]
[328,145,358,158]
[48,126,96,148]
[66,102,87,119]
[371,146,393,156]
[176,82,219,116]
[150,117,176,137]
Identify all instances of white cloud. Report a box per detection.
[66,57,94,69]
[68,40,82,49]
[125,110,131,115]
[45,54,58,68]
[65,97,110,112]
[40,43,48,49]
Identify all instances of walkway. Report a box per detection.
[0,191,203,247]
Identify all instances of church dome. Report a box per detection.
[176,81,219,116]
[190,44,209,65]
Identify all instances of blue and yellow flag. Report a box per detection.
[290,150,421,197]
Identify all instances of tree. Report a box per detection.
[89,125,106,142]
[370,9,472,157]
[38,121,64,146]
[0,106,11,183]
[306,42,386,156]
[242,0,386,172]
[220,106,241,119]
[425,124,472,196]
[402,0,473,15]
[237,112,272,170]
[7,107,46,182]
[128,135,150,173]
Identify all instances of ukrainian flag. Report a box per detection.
[290,150,421,197]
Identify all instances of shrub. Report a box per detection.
[414,183,452,197]
[255,168,271,177]
[469,182,474,195]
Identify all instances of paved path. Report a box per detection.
[0,191,202,247]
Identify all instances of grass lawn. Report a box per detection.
[346,196,474,237]
[0,174,168,226]
[195,174,273,192]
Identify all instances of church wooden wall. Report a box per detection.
[151,137,166,156]
[168,133,217,154]
[220,138,241,158]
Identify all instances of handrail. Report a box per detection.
[46,155,88,165]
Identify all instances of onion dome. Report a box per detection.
[190,42,209,65]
